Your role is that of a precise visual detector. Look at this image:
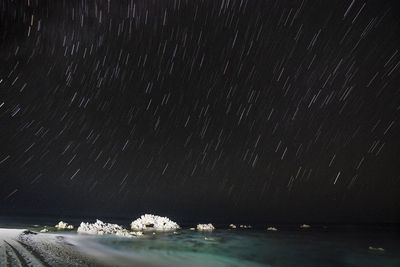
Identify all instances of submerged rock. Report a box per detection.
[55,221,74,230]
[369,246,385,252]
[130,214,180,231]
[267,227,278,231]
[197,224,215,231]
[78,220,142,237]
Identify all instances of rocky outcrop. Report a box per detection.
[130,214,180,231]
[77,220,142,237]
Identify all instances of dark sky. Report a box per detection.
[0,0,399,223]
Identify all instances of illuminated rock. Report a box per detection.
[196,223,215,231]
[55,221,74,230]
[78,220,142,237]
[130,214,180,231]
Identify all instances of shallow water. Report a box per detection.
[0,216,399,266]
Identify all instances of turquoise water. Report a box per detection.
[1,217,399,266]
[92,227,400,266]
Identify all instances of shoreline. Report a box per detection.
[0,228,159,267]
[0,228,248,267]
[1,224,399,267]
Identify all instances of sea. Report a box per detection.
[0,216,399,266]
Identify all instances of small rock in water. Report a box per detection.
[40,228,49,233]
[55,221,74,230]
[131,214,180,231]
[229,224,237,229]
[369,246,385,252]
[239,224,252,229]
[189,228,196,231]
[131,231,143,236]
[267,227,278,231]
[197,224,215,231]
[300,224,311,229]
[116,230,143,237]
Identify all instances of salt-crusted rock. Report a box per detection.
[196,223,215,231]
[229,224,237,229]
[300,224,311,229]
[55,221,74,230]
[130,214,180,231]
[78,219,142,238]
[77,220,123,235]
[267,226,278,231]
[40,228,49,233]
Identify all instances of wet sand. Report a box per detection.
[0,228,156,267]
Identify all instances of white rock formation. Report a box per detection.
[40,229,49,233]
[130,214,180,231]
[77,220,142,237]
[300,224,311,229]
[267,226,278,231]
[196,223,215,231]
[229,224,237,229]
[55,221,74,230]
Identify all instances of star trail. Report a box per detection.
[0,0,399,222]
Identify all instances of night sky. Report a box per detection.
[0,0,399,223]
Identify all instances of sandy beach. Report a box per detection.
[0,228,161,267]
[0,228,103,266]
